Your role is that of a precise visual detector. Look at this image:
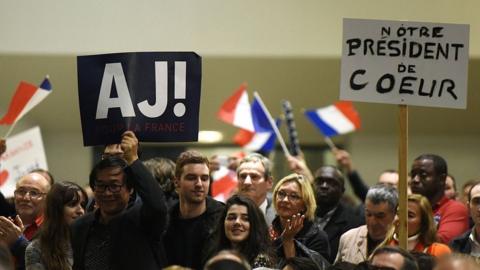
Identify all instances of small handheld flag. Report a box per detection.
[0,77,52,138]
[304,101,361,137]
[0,77,52,126]
[217,83,254,132]
[233,96,279,154]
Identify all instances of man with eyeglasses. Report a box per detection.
[0,172,50,270]
[71,131,168,270]
[409,154,469,243]
[313,165,363,263]
[236,153,275,225]
[450,180,480,257]
[369,246,419,270]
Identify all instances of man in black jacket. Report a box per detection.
[164,150,224,269]
[71,131,168,270]
[450,180,480,256]
[313,165,364,263]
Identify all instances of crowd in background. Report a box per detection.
[0,132,479,270]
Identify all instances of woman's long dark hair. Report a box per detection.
[39,181,87,270]
[214,195,274,266]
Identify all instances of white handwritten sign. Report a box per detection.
[340,18,469,109]
[0,127,48,197]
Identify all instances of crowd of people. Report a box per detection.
[0,133,479,270]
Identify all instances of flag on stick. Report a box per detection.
[233,95,281,154]
[0,77,52,125]
[253,92,290,157]
[304,101,361,137]
[234,119,281,154]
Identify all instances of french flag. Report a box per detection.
[0,77,52,125]
[211,167,238,202]
[233,96,278,154]
[217,83,254,132]
[304,101,361,137]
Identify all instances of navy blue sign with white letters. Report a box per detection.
[77,52,202,146]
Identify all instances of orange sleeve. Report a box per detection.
[427,243,452,257]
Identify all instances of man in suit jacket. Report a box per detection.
[71,131,168,270]
[450,180,480,256]
[313,166,364,263]
[336,185,398,264]
[236,153,275,225]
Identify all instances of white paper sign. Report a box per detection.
[0,127,48,197]
[340,18,469,109]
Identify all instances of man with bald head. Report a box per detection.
[0,172,50,269]
[313,165,363,263]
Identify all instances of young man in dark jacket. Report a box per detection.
[164,150,224,269]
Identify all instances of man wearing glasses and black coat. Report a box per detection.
[71,131,168,270]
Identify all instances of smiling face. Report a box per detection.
[224,204,250,245]
[14,173,50,224]
[176,163,210,204]
[365,199,395,241]
[94,166,130,220]
[63,191,86,225]
[275,181,306,219]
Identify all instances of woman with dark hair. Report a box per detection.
[270,173,330,269]
[211,195,275,268]
[25,181,87,270]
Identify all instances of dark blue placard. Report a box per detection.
[77,52,202,146]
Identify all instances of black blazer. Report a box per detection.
[71,160,168,270]
[449,229,473,254]
[321,202,365,263]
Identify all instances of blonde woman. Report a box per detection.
[379,194,451,257]
[269,173,330,269]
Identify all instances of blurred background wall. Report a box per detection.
[0,0,479,192]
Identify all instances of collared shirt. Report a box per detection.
[469,229,480,257]
[259,198,268,215]
[432,196,469,243]
[316,206,338,230]
[23,215,44,240]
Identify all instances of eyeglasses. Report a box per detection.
[14,189,46,200]
[276,190,302,202]
[94,183,125,193]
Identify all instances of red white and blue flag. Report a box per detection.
[218,85,278,154]
[233,96,279,154]
[0,77,52,125]
[217,83,254,132]
[211,167,237,202]
[304,101,361,137]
